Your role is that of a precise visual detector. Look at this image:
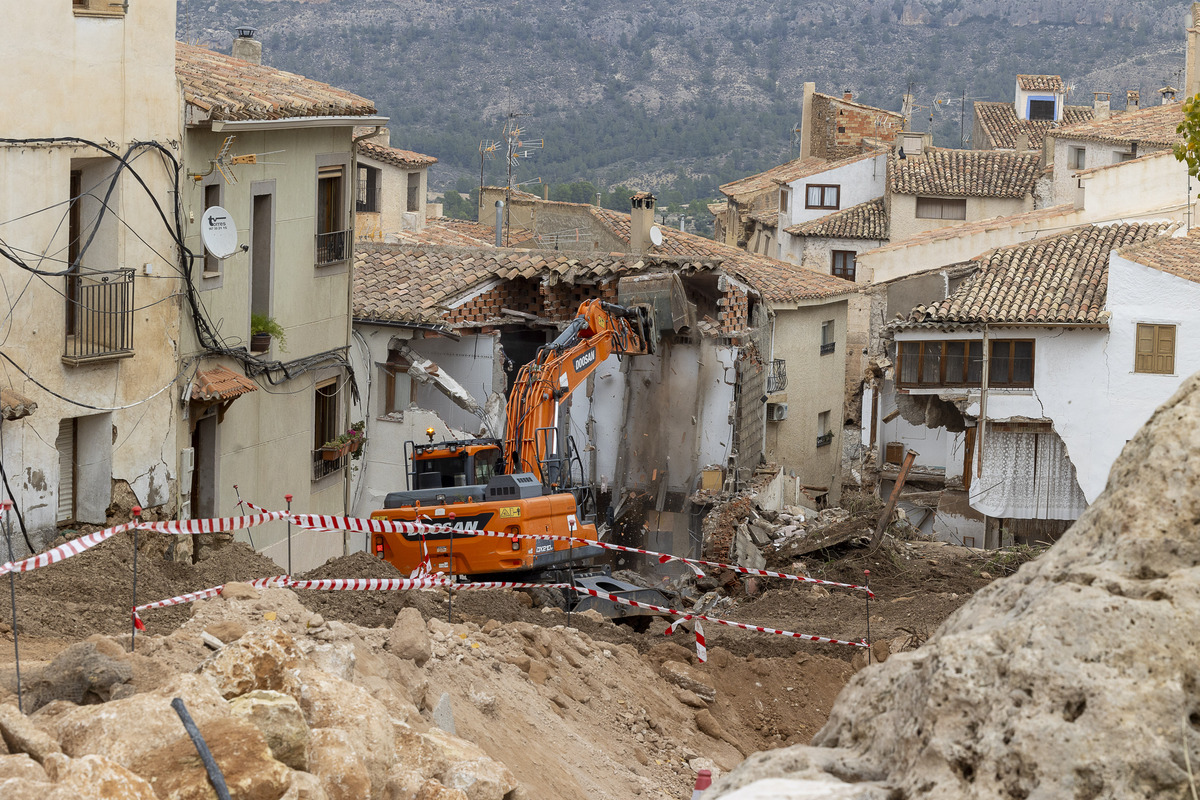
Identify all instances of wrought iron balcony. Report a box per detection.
[63,268,134,364]
[356,186,381,214]
[315,228,350,265]
[312,447,348,480]
[816,432,834,448]
[766,358,787,393]
[820,341,836,356]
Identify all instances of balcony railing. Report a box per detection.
[312,448,348,480]
[820,341,836,356]
[63,268,134,363]
[315,228,350,266]
[816,432,834,448]
[766,358,787,393]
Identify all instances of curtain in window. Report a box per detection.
[969,431,1087,520]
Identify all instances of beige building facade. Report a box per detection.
[0,4,181,553]
[176,37,386,571]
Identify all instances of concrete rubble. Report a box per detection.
[707,373,1200,798]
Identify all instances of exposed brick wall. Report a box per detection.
[733,322,768,487]
[445,278,620,328]
[810,94,902,161]
[716,288,749,338]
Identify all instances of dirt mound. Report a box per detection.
[4,535,281,639]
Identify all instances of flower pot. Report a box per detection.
[348,439,361,454]
[250,332,272,353]
[320,444,348,461]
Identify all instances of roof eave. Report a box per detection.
[208,114,390,132]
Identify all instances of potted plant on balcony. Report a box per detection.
[249,313,287,354]
[318,432,352,461]
[346,421,366,459]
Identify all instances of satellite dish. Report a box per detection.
[649,225,663,247]
[200,206,239,259]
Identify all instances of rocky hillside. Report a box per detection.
[181,1,1188,204]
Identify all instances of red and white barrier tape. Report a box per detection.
[132,575,292,629]
[0,521,139,576]
[237,505,874,598]
[667,617,707,662]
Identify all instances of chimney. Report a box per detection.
[799,82,816,158]
[1126,89,1140,112]
[232,26,261,65]
[1162,85,1179,104]
[1187,3,1200,100]
[1092,92,1111,121]
[1015,132,1031,152]
[629,192,657,253]
[843,90,853,102]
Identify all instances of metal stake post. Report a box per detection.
[3,502,22,712]
[233,484,253,549]
[447,513,455,624]
[130,505,142,651]
[285,494,293,576]
[566,535,575,629]
[864,569,871,665]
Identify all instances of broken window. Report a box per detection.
[831,250,856,281]
[779,189,790,214]
[1069,147,1087,171]
[805,184,840,210]
[382,350,416,414]
[897,339,1027,388]
[1134,323,1175,375]
[915,197,967,220]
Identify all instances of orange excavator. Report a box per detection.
[369,298,668,610]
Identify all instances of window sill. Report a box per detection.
[1132,371,1178,377]
[201,271,221,280]
[62,350,134,366]
[73,9,125,18]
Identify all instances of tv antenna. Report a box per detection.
[500,112,543,246]
[188,135,284,183]
[478,138,501,204]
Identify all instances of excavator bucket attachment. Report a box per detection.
[617,273,697,339]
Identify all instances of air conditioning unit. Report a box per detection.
[767,402,788,421]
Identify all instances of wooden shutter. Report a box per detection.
[1135,323,1175,374]
[56,419,75,523]
[1156,325,1176,375]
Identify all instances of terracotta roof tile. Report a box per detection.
[589,208,855,303]
[1116,229,1200,284]
[973,101,1093,149]
[359,141,437,167]
[1017,75,1065,93]
[785,198,888,240]
[899,222,1174,327]
[354,244,719,325]
[719,150,883,203]
[888,148,1042,198]
[190,366,258,402]
[386,218,498,248]
[1,389,36,421]
[1051,102,1182,147]
[176,42,376,122]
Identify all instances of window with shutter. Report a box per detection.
[1135,323,1176,375]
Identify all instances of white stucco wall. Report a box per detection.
[779,153,887,235]
[886,194,1033,244]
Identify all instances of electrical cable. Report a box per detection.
[0,351,196,412]
[0,459,35,554]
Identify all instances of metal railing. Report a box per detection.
[816,432,834,448]
[820,341,836,356]
[766,358,787,393]
[356,187,381,214]
[312,448,348,480]
[64,268,134,362]
[315,229,350,265]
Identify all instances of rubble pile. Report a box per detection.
[0,572,857,800]
[709,375,1200,798]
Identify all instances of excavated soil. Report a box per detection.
[0,517,998,797]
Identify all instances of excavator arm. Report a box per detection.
[504,299,656,482]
